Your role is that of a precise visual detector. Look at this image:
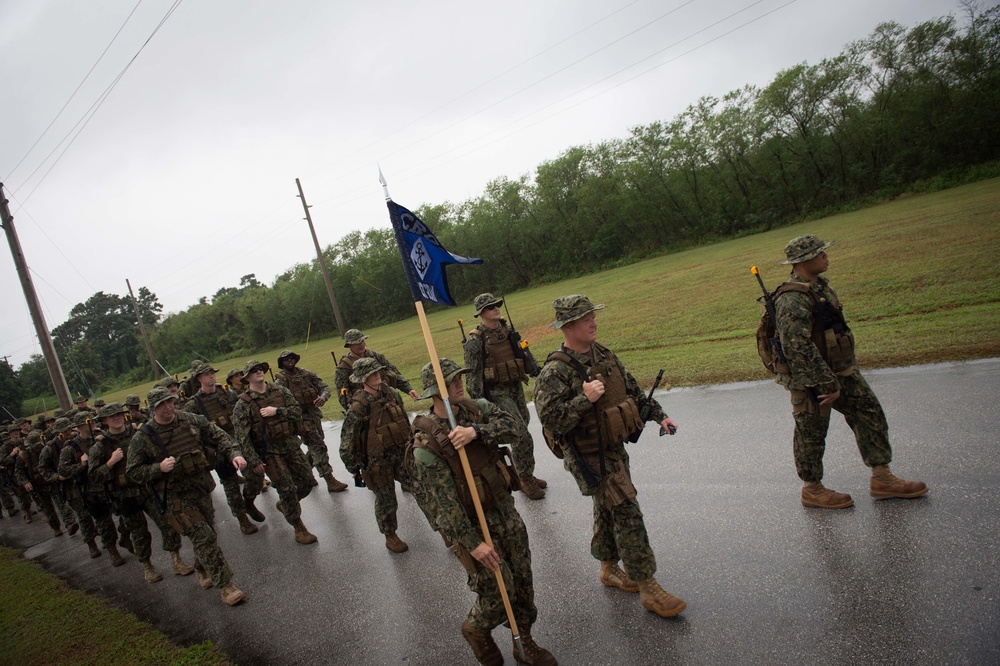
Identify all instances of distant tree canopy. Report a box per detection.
[0,359,24,418]
[18,9,1000,394]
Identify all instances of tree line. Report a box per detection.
[9,8,1000,414]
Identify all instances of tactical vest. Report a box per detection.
[140,415,211,480]
[63,438,92,500]
[412,399,516,520]
[349,387,411,458]
[547,343,643,455]
[192,390,235,435]
[238,383,298,440]
[340,351,401,393]
[18,442,46,486]
[102,427,135,488]
[774,282,856,376]
[278,370,320,406]
[473,323,526,384]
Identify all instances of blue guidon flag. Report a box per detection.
[386,200,482,306]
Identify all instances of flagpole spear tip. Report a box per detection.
[378,163,391,202]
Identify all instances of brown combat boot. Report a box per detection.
[801,482,854,509]
[67,521,79,536]
[599,560,639,593]
[238,514,259,535]
[52,526,64,537]
[194,567,215,590]
[514,630,557,665]
[244,500,266,523]
[107,544,126,567]
[461,620,503,666]
[119,530,134,554]
[87,540,102,559]
[637,578,686,618]
[323,472,348,493]
[520,475,545,501]
[220,582,247,606]
[171,551,195,576]
[530,475,547,489]
[23,507,33,523]
[385,532,409,553]
[142,560,163,584]
[870,465,929,500]
[293,519,318,544]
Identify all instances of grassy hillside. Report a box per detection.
[69,177,1000,418]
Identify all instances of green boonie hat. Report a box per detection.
[190,361,219,378]
[350,357,385,385]
[156,376,180,388]
[277,349,300,365]
[124,394,141,406]
[13,418,26,426]
[72,411,93,427]
[74,393,88,403]
[52,417,73,433]
[550,294,605,329]
[780,234,835,265]
[26,431,42,445]
[147,387,177,409]
[343,329,368,347]
[98,402,128,419]
[53,408,66,418]
[473,293,504,317]
[65,409,79,420]
[226,368,244,381]
[242,359,269,377]
[93,399,106,408]
[418,358,469,400]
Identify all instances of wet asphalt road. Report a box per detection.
[3,359,999,666]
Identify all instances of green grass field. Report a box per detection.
[35,177,1000,418]
[0,546,229,666]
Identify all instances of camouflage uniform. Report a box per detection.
[535,342,664,582]
[340,358,418,543]
[233,363,316,528]
[335,329,416,410]
[37,421,79,530]
[89,405,183,566]
[126,390,243,589]
[274,350,343,490]
[0,435,33,518]
[13,432,62,533]
[411,369,538,637]
[184,372,261,528]
[58,417,119,554]
[465,293,541,490]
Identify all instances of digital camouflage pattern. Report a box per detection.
[472,292,503,316]
[232,382,315,526]
[464,319,537,477]
[340,384,413,535]
[59,431,116,549]
[548,294,605,329]
[126,410,242,587]
[774,273,893,483]
[780,234,835,265]
[534,343,665,581]
[336,349,414,410]
[411,399,537,632]
[275,365,334,478]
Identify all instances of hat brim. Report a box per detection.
[418,368,470,399]
[343,336,369,348]
[780,240,835,265]
[474,299,504,317]
[550,302,605,329]
[349,365,386,385]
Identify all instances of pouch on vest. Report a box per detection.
[361,463,395,490]
[263,451,290,482]
[165,497,206,535]
[541,427,565,459]
[597,460,637,510]
[498,446,521,492]
[452,542,479,575]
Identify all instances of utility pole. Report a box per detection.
[295,178,346,338]
[0,182,72,409]
[126,278,161,380]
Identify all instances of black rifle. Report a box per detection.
[458,319,467,346]
[751,266,821,405]
[502,297,541,378]
[628,369,673,443]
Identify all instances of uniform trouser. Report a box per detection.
[489,384,536,477]
[243,446,314,525]
[166,491,232,587]
[591,496,656,582]
[364,447,409,534]
[466,499,537,632]
[214,464,247,519]
[791,371,893,484]
[51,490,78,527]
[0,482,17,513]
[29,487,61,530]
[66,494,114,549]
[300,412,333,477]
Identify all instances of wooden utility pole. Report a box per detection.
[126,278,161,380]
[295,178,346,338]
[0,182,73,409]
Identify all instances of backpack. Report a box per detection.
[755,282,812,375]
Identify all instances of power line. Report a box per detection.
[3,0,145,183]
[7,191,95,292]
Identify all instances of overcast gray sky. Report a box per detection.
[0,0,975,367]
